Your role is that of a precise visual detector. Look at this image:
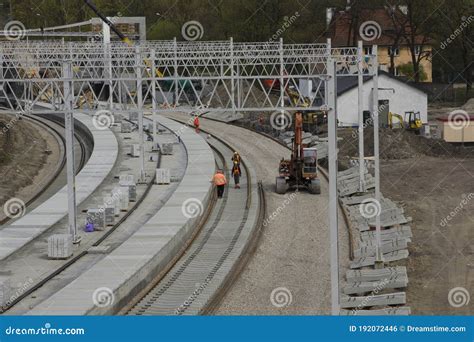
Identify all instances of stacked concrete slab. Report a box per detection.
[0,113,118,261]
[27,115,215,315]
[279,131,329,160]
[337,166,412,315]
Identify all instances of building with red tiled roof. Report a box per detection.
[326,6,433,82]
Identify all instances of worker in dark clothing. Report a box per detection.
[232,161,241,189]
[231,151,241,166]
[212,169,227,198]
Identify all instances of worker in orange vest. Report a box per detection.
[212,169,227,198]
[193,115,200,133]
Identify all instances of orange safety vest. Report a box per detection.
[213,172,227,186]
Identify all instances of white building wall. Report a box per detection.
[337,75,428,127]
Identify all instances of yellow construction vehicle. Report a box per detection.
[405,111,422,134]
[388,111,422,134]
[388,112,405,129]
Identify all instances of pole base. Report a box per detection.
[374,259,385,269]
[72,236,82,245]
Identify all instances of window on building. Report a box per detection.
[364,46,372,55]
[388,46,399,56]
[414,45,422,55]
[394,67,400,76]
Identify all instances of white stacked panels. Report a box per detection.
[48,234,73,259]
[119,186,130,211]
[121,121,132,133]
[161,143,173,155]
[102,198,115,226]
[113,112,122,123]
[156,168,171,184]
[131,144,140,157]
[0,277,11,307]
[87,209,106,231]
[129,112,138,122]
[119,180,137,202]
[112,188,123,216]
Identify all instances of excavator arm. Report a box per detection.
[83,0,132,45]
[83,0,164,78]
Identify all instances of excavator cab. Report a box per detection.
[404,111,422,134]
[303,148,318,177]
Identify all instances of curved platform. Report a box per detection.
[0,113,118,261]
[27,115,215,315]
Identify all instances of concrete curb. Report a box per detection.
[0,113,118,261]
[27,115,215,315]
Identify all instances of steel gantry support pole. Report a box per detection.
[278,37,285,128]
[136,46,145,182]
[357,40,365,193]
[151,50,158,148]
[371,45,384,266]
[63,61,79,244]
[230,37,236,114]
[327,39,340,316]
[173,37,179,106]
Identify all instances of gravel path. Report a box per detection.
[165,112,349,315]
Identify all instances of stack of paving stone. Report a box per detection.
[337,166,375,197]
[278,131,329,160]
[337,166,412,315]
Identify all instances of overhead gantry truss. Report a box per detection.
[0,39,376,115]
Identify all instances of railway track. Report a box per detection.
[125,125,265,316]
[0,115,160,314]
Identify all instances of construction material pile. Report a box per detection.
[337,166,412,315]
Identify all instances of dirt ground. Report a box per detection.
[338,127,473,315]
[0,114,54,218]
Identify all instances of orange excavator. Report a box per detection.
[276,112,321,194]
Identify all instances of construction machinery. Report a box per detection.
[405,111,422,134]
[388,112,405,129]
[276,112,321,195]
[388,111,422,134]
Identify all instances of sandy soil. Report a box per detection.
[0,114,61,221]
